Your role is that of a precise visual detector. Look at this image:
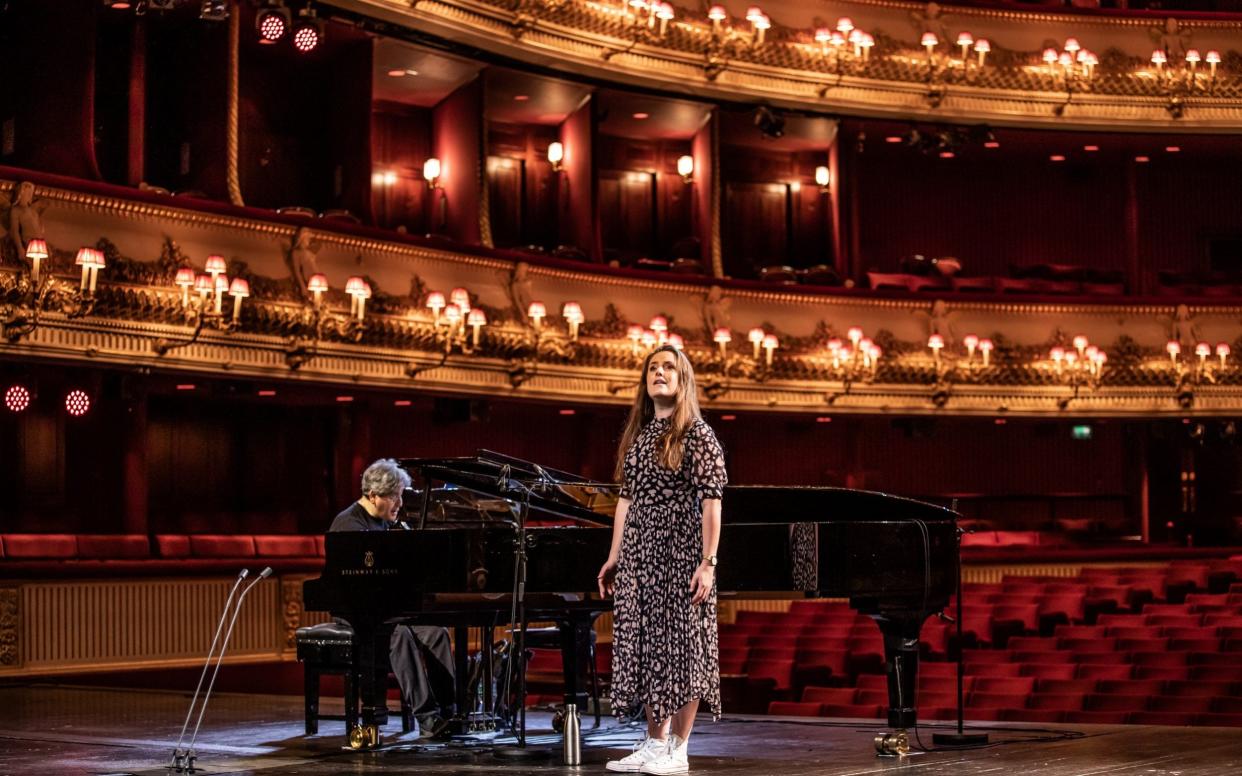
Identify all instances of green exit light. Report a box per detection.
[1071,424,1093,440]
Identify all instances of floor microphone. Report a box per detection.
[178,568,273,772]
[169,569,248,771]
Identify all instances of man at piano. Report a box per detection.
[329,458,457,736]
[599,345,726,775]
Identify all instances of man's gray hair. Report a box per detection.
[360,459,411,498]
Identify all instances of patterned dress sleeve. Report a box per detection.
[686,420,727,501]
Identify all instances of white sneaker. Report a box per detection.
[639,734,688,775]
[606,737,668,772]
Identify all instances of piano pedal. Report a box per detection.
[348,724,382,750]
[874,729,909,758]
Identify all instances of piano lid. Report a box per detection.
[399,451,957,529]
[400,451,619,527]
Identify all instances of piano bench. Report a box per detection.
[523,626,602,728]
[295,622,412,736]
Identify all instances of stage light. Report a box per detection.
[5,385,31,413]
[292,7,324,53]
[65,389,91,417]
[255,2,291,44]
[752,106,785,139]
[105,0,133,9]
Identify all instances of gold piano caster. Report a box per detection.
[874,729,909,757]
[349,724,381,750]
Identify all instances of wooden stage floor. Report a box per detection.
[0,685,1239,775]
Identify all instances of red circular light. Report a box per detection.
[5,385,31,413]
[65,390,90,417]
[258,13,288,42]
[293,25,321,52]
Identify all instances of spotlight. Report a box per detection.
[5,385,31,413]
[65,389,91,417]
[752,106,785,139]
[199,0,228,20]
[292,7,324,53]
[255,2,290,44]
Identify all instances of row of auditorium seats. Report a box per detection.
[0,534,325,576]
[724,559,1242,726]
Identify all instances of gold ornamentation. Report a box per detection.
[0,587,19,667]
[281,578,303,652]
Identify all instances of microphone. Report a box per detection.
[257,566,273,579]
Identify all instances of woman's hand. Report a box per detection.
[689,563,716,605]
[597,556,618,598]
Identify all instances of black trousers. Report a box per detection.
[389,625,456,719]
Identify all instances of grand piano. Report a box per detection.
[303,451,959,752]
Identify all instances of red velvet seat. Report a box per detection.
[1086,694,1145,712]
[1118,638,1170,653]
[801,687,856,705]
[919,676,966,695]
[751,646,797,660]
[1209,697,1242,714]
[798,648,848,677]
[1107,626,1162,639]
[1096,678,1165,696]
[1149,615,1205,629]
[1019,663,1077,680]
[1064,710,1128,724]
[1,534,78,558]
[968,664,1026,678]
[819,703,882,718]
[190,535,257,557]
[971,676,1035,694]
[1077,664,1134,681]
[1037,678,1098,694]
[1152,696,1213,713]
[767,701,822,716]
[1137,666,1190,681]
[1028,693,1085,711]
[920,662,958,678]
[1055,624,1105,640]
[76,535,150,558]
[967,691,1028,710]
[1130,651,1187,668]
[1172,638,1223,652]
[1129,711,1195,725]
[1060,637,1116,652]
[253,535,318,557]
[855,674,887,691]
[856,688,887,707]
[1013,651,1073,664]
[747,659,795,691]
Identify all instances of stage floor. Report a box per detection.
[0,685,1239,775]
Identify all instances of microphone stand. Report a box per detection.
[932,526,988,747]
[494,482,550,761]
[169,569,248,772]
[171,567,273,772]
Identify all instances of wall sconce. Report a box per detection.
[154,258,253,355]
[74,247,106,294]
[815,165,830,192]
[25,239,48,284]
[548,142,564,173]
[713,327,731,358]
[345,276,372,321]
[2,240,100,342]
[423,286,484,354]
[423,157,442,189]
[307,273,329,306]
[825,327,881,386]
[677,155,694,184]
[562,301,583,340]
[527,300,546,328]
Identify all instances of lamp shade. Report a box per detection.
[423,157,441,182]
[175,268,196,287]
[547,142,564,166]
[307,273,329,293]
[24,238,48,260]
[228,278,251,297]
[677,155,694,178]
[205,255,227,275]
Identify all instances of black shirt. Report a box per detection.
[328,501,390,532]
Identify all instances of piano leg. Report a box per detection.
[557,613,597,766]
[350,619,386,750]
[871,612,922,731]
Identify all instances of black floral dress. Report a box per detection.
[610,416,727,723]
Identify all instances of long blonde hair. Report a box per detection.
[614,345,703,481]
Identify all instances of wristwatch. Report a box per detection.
[702,555,718,567]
